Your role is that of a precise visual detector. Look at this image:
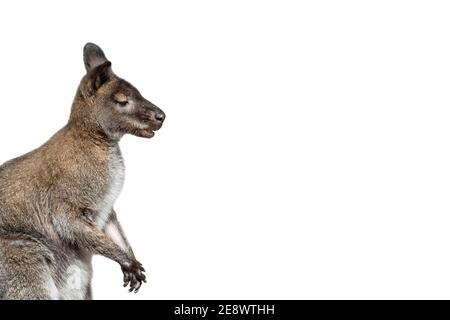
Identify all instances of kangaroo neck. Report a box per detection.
[66,118,119,149]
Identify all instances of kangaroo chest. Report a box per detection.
[94,146,125,229]
[58,147,124,299]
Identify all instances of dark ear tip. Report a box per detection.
[84,42,100,51]
[83,43,108,71]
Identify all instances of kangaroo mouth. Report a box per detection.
[134,110,164,139]
[139,128,155,138]
[137,121,163,139]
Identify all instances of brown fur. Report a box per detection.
[0,43,165,299]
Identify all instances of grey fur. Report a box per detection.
[0,43,165,299]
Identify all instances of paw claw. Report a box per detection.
[121,260,146,293]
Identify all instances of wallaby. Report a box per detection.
[0,43,165,299]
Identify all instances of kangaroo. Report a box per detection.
[0,43,165,299]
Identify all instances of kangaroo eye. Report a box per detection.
[114,93,129,106]
[116,100,128,107]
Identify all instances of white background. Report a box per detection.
[0,0,449,299]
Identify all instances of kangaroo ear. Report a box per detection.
[83,42,108,72]
[80,61,113,98]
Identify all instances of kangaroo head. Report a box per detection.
[71,43,165,140]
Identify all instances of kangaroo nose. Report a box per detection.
[155,112,165,122]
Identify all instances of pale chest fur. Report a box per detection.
[59,258,92,300]
[94,146,125,229]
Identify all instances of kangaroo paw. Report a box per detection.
[121,260,146,293]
